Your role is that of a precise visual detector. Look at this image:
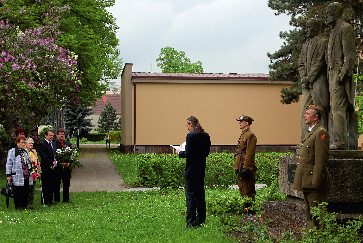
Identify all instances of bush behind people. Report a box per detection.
[136,152,292,188]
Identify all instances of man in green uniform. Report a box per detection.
[234,115,257,214]
[293,105,331,229]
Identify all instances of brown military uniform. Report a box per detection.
[234,128,257,198]
[293,122,331,229]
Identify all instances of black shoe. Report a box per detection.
[63,199,72,203]
[183,223,196,229]
[43,202,54,206]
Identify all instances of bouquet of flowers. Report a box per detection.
[54,146,83,170]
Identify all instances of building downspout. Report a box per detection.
[133,81,136,154]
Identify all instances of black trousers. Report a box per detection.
[42,169,55,204]
[14,178,29,209]
[54,167,71,202]
[185,178,206,225]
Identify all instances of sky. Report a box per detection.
[107,0,293,84]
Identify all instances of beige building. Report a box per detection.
[121,63,306,154]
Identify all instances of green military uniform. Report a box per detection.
[293,119,331,229]
[234,115,257,199]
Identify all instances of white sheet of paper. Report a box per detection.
[170,142,186,151]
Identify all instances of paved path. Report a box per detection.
[69,145,266,192]
[70,145,128,192]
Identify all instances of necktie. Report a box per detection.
[49,141,54,152]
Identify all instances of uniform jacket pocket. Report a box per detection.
[301,169,314,189]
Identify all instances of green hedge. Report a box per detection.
[87,133,106,141]
[135,152,292,188]
[109,131,121,142]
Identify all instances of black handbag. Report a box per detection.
[1,181,15,198]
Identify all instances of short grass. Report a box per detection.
[0,186,235,242]
[0,154,235,243]
[106,149,138,187]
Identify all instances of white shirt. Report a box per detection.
[308,123,317,132]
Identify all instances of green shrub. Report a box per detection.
[255,152,292,186]
[136,154,185,188]
[301,202,363,242]
[87,133,106,141]
[205,153,235,188]
[109,131,121,142]
[0,125,12,150]
[206,189,247,215]
[135,152,291,188]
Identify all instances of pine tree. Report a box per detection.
[96,102,120,133]
[64,105,94,139]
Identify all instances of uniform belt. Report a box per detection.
[236,150,246,155]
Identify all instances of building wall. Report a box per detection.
[135,82,300,146]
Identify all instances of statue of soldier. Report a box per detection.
[298,18,329,141]
[326,2,358,150]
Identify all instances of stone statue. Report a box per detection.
[298,18,329,141]
[326,2,358,150]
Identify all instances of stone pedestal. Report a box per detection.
[279,151,363,213]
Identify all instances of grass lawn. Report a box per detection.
[0,151,236,242]
[0,186,235,242]
[106,149,138,187]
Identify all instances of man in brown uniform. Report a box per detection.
[234,115,257,214]
[293,105,331,229]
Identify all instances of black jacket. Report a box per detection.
[38,139,55,172]
[179,130,211,179]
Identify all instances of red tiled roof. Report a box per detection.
[92,94,121,115]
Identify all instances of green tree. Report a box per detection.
[0,0,81,158]
[64,105,94,139]
[156,46,204,73]
[57,0,123,107]
[267,0,363,104]
[96,102,120,133]
[0,0,123,158]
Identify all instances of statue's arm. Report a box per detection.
[298,43,308,80]
[340,24,355,78]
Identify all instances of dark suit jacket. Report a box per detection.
[179,130,211,179]
[293,122,331,192]
[53,140,72,151]
[38,139,55,172]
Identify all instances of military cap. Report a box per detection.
[305,105,324,114]
[236,115,254,123]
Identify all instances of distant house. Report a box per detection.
[87,94,121,132]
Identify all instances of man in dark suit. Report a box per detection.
[38,129,56,205]
[176,116,211,228]
[53,128,73,203]
[293,105,331,229]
